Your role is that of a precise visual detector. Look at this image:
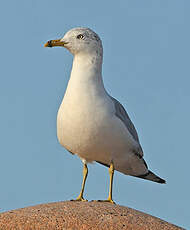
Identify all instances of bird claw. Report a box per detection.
[91,199,115,204]
[71,196,88,202]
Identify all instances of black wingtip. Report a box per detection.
[136,170,166,184]
[157,178,166,184]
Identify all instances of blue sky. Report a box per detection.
[0,0,189,228]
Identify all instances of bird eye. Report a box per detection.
[77,34,84,39]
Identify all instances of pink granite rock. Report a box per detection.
[0,201,184,230]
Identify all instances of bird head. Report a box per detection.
[44,27,103,57]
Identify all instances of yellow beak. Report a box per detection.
[44,39,67,47]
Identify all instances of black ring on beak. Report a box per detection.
[47,40,52,47]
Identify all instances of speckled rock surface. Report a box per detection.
[0,201,184,230]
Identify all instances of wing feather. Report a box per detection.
[111,97,143,157]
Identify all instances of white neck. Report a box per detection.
[73,52,102,75]
[68,52,104,87]
[62,52,108,104]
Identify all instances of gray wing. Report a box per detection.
[111,97,143,156]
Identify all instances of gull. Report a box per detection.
[44,27,165,203]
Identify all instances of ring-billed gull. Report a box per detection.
[44,27,165,203]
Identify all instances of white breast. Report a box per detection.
[56,55,142,175]
[57,80,135,164]
[57,73,112,159]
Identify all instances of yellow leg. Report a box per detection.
[107,162,115,203]
[94,161,115,204]
[72,163,88,202]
